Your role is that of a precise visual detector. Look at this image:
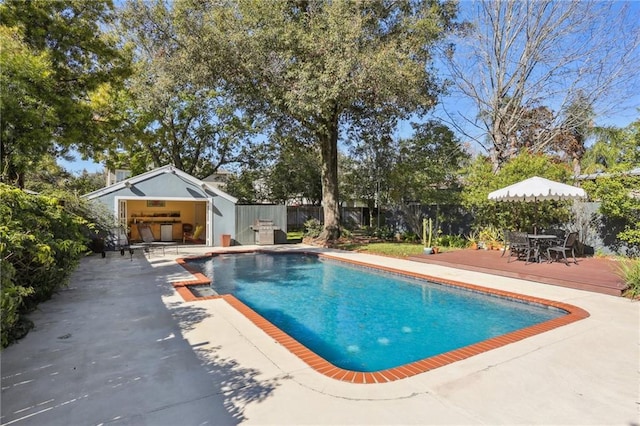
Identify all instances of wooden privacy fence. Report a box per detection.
[287,206,371,230]
[238,202,619,255]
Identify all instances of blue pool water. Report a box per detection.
[189,253,565,372]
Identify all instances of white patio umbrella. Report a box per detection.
[488,176,586,202]
[487,176,587,233]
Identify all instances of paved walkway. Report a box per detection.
[1,245,638,425]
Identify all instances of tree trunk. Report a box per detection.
[490,113,506,172]
[572,156,581,177]
[318,118,341,242]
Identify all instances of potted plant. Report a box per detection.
[466,230,479,249]
[433,229,443,254]
[478,228,490,250]
[479,226,500,250]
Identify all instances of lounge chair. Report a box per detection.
[546,231,579,265]
[137,224,179,255]
[100,226,146,260]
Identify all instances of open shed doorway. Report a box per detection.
[123,199,208,244]
[184,201,208,245]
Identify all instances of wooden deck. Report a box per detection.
[408,249,627,296]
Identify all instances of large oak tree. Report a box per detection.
[178,0,459,242]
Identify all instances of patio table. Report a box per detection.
[528,234,559,263]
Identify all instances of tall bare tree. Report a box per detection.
[444,0,640,171]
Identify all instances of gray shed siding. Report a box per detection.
[235,205,287,245]
[91,173,210,209]
[212,195,236,246]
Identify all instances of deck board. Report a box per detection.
[407,249,626,296]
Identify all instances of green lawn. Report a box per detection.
[287,230,304,239]
[348,242,426,257]
[286,231,462,258]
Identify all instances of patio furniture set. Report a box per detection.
[487,176,585,266]
[503,230,579,265]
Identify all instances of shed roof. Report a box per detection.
[83,164,238,204]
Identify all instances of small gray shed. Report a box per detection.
[84,165,238,246]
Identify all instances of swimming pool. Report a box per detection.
[180,251,588,380]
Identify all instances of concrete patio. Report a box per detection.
[1,245,638,425]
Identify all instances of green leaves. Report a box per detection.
[189,0,458,240]
[580,119,640,254]
[115,0,252,177]
[0,184,91,347]
[0,26,56,186]
[462,152,573,231]
[0,0,131,186]
[586,175,640,253]
[391,120,469,205]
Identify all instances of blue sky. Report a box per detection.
[58,154,103,174]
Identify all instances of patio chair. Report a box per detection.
[507,231,536,263]
[501,229,512,257]
[546,231,579,265]
[503,229,525,258]
[183,224,205,244]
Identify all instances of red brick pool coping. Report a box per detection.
[172,250,590,384]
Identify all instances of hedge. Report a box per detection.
[0,184,89,347]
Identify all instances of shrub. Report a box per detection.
[303,218,323,238]
[617,258,640,299]
[584,175,640,256]
[402,232,419,243]
[372,226,395,240]
[0,184,89,347]
[435,234,467,248]
[0,251,35,347]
